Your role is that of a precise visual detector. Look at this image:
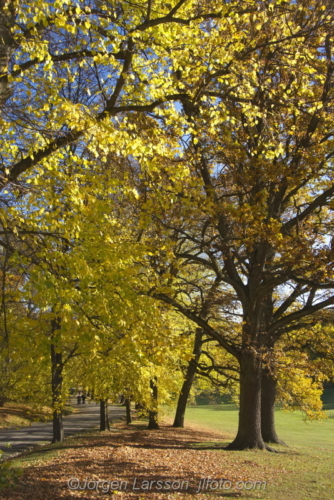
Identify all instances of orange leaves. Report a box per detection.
[0,424,282,500]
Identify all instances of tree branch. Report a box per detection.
[153,292,240,360]
[282,184,334,235]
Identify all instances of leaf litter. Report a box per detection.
[0,423,287,500]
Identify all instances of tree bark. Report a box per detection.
[173,329,203,428]
[51,318,64,443]
[226,348,272,451]
[125,398,132,424]
[100,399,110,431]
[0,1,16,105]
[148,378,159,430]
[261,369,286,445]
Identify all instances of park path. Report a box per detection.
[0,399,125,459]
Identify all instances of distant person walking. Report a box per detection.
[77,392,82,404]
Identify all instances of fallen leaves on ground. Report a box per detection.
[0,423,287,500]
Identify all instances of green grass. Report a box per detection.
[2,392,333,500]
[171,387,334,500]
[183,403,334,450]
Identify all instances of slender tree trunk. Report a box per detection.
[51,318,64,443]
[226,348,272,451]
[125,398,132,424]
[173,329,203,428]
[148,378,159,430]
[261,369,286,445]
[100,399,110,431]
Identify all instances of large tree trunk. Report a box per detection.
[148,378,159,430]
[261,369,286,445]
[125,398,132,424]
[0,1,16,106]
[173,329,203,428]
[100,399,110,431]
[51,321,64,443]
[226,348,272,451]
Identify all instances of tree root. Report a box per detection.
[225,440,279,452]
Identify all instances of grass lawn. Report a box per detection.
[173,388,334,500]
[182,402,334,450]
[0,392,333,500]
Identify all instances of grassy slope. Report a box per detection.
[0,403,75,429]
[0,404,53,429]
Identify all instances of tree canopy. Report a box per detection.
[0,0,333,450]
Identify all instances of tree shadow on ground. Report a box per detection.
[0,425,282,500]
